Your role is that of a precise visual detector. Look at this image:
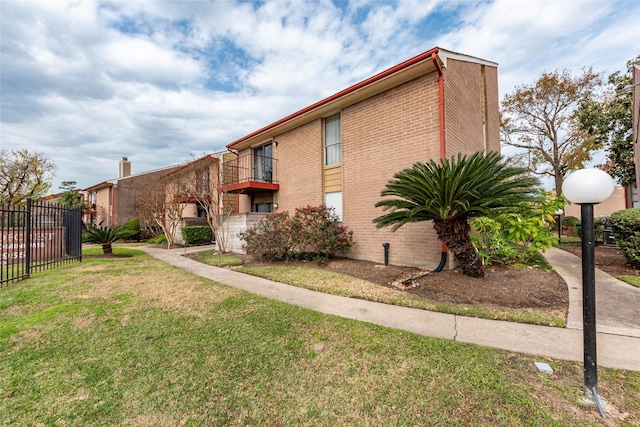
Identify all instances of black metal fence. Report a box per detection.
[1,199,82,287]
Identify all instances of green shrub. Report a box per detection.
[471,195,562,265]
[181,226,213,245]
[239,205,354,261]
[147,234,168,245]
[118,218,142,241]
[562,216,580,227]
[608,208,640,267]
[239,212,293,261]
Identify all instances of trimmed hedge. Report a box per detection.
[608,208,640,268]
[181,226,213,245]
[118,218,142,241]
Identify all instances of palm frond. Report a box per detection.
[373,151,541,230]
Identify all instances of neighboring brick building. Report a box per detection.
[83,157,181,227]
[162,152,238,244]
[221,47,500,268]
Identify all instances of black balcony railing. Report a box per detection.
[222,154,279,193]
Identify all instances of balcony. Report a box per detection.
[221,154,279,194]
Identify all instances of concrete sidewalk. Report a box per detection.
[140,245,640,371]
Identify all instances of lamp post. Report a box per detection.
[562,168,615,416]
[554,209,564,242]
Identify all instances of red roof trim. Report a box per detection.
[83,181,112,192]
[227,47,440,149]
[165,154,217,177]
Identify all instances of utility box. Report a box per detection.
[603,229,616,247]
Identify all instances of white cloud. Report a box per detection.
[1,0,638,192]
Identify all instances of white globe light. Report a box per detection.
[562,169,615,204]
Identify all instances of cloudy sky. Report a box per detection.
[1,0,639,192]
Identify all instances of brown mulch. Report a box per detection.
[188,243,638,310]
[559,243,640,278]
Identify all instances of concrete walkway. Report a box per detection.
[139,245,640,371]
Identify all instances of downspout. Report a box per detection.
[431,52,446,159]
[431,52,447,272]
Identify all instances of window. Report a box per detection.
[325,191,343,221]
[253,143,273,182]
[195,168,209,196]
[324,114,341,166]
[253,202,273,213]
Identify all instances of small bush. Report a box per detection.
[181,226,213,245]
[118,218,143,241]
[608,208,640,267]
[147,234,168,245]
[239,205,354,261]
[239,212,292,261]
[562,216,580,227]
[471,194,562,265]
[289,205,354,257]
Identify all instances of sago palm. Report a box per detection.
[83,224,122,255]
[373,151,540,278]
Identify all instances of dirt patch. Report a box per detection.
[559,243,640,278]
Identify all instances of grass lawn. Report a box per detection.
[619,275,640,288]
[1,249,638,425]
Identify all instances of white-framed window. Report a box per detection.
[325,191,343,221]
[324,114,341,166]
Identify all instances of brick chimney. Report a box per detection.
[119,157,131,178]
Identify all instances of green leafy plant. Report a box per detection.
[147,233,168,245]
[608,208,640,267]
[471,195,563,265]
[118,218,143,241]
[181,226,213,245]
[83,224,122,255]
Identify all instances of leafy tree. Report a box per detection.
[83,224,121,255]
[575,56,640,187]
[58,181,84,207]
[501,69,602,196]
[0,149,57,204]
[373,152,541,278]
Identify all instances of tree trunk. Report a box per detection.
[102,243,113,255]
[433,219,484,278]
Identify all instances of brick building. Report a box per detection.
[83,157,181,227]
[162,152,237,244]
[221,47,500,268]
